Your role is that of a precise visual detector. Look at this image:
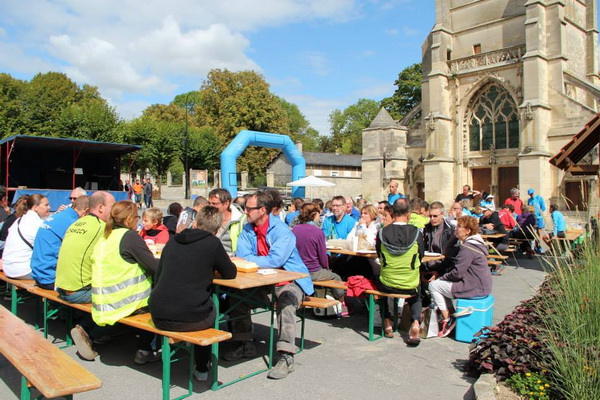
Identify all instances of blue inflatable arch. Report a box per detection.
[221,130,306,198]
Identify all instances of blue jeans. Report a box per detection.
[58,287,92,304]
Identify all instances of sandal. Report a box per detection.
[384,318,394,338]
[406,323,421,347]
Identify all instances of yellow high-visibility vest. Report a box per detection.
[91,228,152,326]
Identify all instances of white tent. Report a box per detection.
[286,175,335,198]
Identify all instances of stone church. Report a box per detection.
[362,0,599,213]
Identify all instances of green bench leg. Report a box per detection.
[20,376,31,400]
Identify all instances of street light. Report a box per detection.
[184,92,195,200]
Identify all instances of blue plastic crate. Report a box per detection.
[455,295,494,343]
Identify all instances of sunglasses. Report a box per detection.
[69,197,77,200]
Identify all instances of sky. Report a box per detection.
[0,1,436,135]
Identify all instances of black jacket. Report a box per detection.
[149,229,236,323]
[423,219,460,273]
[479,211,509,244]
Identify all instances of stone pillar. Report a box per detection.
[240,171,248,190]
[266,171,275,188]
[423,160,455,204]
[166,171,172,186]
[213,170,221,188]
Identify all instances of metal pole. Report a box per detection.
[184,92,194,200]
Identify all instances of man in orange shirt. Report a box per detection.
[132,179,143,207]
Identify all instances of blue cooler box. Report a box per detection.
[455,295,494,343]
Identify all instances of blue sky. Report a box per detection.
[1,1,430,134]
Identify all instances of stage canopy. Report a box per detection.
[0,135,140,200]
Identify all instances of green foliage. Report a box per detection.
[143,103,185,123]
[56,100,121,142]
[21,72,79,136]
[184,126,223,171]
[195,69,288,173]
[0,73,27,136]
[536,239,600,400]
[381,63,422,121]
[120,117,181,186]
[328,98,380,154]
[505,372,551,400]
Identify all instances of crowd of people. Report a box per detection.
[0,180,566,382]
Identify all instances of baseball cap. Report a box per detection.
[483,204,495,212]
[486,194,494,200]
[527,189,535,195]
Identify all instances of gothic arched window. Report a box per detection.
[468,83,519,151]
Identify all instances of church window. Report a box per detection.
[468,83,519,151]
[473,44,481,54]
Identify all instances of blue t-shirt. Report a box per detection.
[551,210,566,236]
[284,210,299,226]
[321,214,356,240]
[388,193,405,205]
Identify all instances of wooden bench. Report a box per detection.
[297,296,341,351]
[25,285,232,400]
[0,304,102,400]
[312,280,413,341]
[0,271,36,315]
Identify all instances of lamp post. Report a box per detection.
[184,92,195,200]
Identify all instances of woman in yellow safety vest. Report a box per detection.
[91,200,161,364]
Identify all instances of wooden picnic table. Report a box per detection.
[480,233,507,239]
[211,269,308,390]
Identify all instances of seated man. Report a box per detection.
[228,191,314,380]
[176,196,207,233]
[498,204,517,231]
[55,191,116,361]
[149,206,237,381]
[542,203,567,244]
[388,180,405,205]
[208,188,245,256]
[376,200,424,346]
[344,196,360,221]
[408,198,429,229]
[31,196,89,289]
[321,196,356,240]
[479,204,509,251]
[455,184,480,202]
[422,202,459,278]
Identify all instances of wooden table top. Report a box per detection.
[327,248,444,263]
[214,269,308,290]
[480,233,507,239]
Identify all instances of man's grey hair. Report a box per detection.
[195,205,223,234]
[510,187,520,195]
[72,187,87,197]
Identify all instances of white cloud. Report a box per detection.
[385,28,399,36]
[283,93,348,135]
[304,52,331,76]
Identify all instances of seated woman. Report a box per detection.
[429,216,492,338]
[513,205,537,258]
[0,196,29,258]
[162,202,183,236]
[292,203,345,302]
[339,204,382,280]
[346,204,380,249]
[149,206,237,381]
[3,194,50,279]
[90,200,159,364]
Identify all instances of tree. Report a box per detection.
[381,63,422,121]
[143,103,185,123]
[0,73,27,137]
[329,98,380,154]
[184,126,223,171]
[120,117,181,192]
[20,72,79,136]
[56,100,121,142]
[196,69,289,176]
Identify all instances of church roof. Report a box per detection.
[368,108,397,128]
[303,151,362,167]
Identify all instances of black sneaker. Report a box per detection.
[267,353,294,379]
[222,341,257,361]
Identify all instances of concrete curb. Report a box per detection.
[474,373,497,400]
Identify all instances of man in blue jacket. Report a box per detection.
[228,191,313,380]
[31,196,89,289]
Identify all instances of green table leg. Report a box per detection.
[20,376,31,400]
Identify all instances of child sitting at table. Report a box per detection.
[139,207,170,244]
[148,206,237,381]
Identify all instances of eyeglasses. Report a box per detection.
[69,197,77,200]
[209,202,222,206]
[245,206,262,211]
[429,214,442,218]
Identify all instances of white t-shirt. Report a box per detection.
[3,210,44,278]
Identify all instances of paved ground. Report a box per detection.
[0,253,547,400]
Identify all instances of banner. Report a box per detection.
[190,169,208,188]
